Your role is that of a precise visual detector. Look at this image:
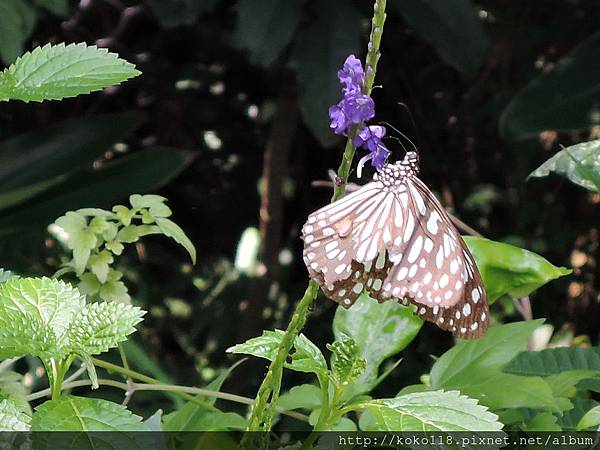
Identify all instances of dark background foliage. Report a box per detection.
[1,0,599,417]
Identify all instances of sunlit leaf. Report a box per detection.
[359,390,503,431]
[277,384,322,411]
[500,33,600,140]
[529,140,600,193]
[577,405,600,431]
[0,398,30,431]
[0,43,141,102]
[155,218,197,264]
[333,293,422,384]
[464,236,571,302]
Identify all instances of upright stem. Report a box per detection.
[241,2,388,447]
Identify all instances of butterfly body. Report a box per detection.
[302,151,489,339]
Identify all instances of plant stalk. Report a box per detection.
[241,1,388,448]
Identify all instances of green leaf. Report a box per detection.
[521,412,561,432]
[235,0,304,67]
[431,320,544,387]
[146,0,218,27]
[529,140,600,193]
[390,0,489,75]
[129,194,172,218]
[0,398,30,431]
[77,272,101,297]
[360,390,503,431]
[0,370,30,414]
[54,211,98,274]
[0,43,141,103]
[0,277,85,359]
[577,405,600,431]
[31,397,156,449]
[558,397,599,431]
[98,274,131,304]
[0,112,144,205]
[0,0,35,65]
[155,217,197,264]
[36,0,69,17]
[544,370,600,397]
[328,338,366,386]
[66,301,144,355]
[163,404,246,432]
[333,293,423,384]
[227,329,327,375]
[291,0,361,147]
[143,409,163,432]
[500,33,600,140]
[116,224,160,243]
[0,269,18,283]
[0,147,194,236]
[504,347,600,376]
[88,250,114,283]
[277,384,322,411]
[464,236,571,302]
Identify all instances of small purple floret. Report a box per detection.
[337,55,365,94]
[354,125,391,170]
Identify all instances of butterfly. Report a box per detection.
[301,150,488,339]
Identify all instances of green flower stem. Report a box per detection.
[241,1,388,447]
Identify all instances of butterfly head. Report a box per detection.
[374,151,420,186]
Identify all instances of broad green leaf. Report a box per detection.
[277,384,322,411]
[521,412,561,432]
[504,347,600,376]
[577,405,600,431]
[31,396,154,450]
[448,369,564,412]
[328,338,366,386]
[500,33,600,140]
[431,320,543,387]
[143,409,163,432]
[529,140,600,193]
[360,390,503,431]
[163,402,246,431]
[0,269,18,283]
[36,0,69,17]
[291,0,361,147]
[66,301,144,355]
[155,217,197,264]
[464,236,571,302]
[0,43,141,102]
[0,148,194,235]
[578,377,600,393]
[545,370,600,397]
[0,112,143,209]
[227,329,327,375]
[390,0,489,75]
[333,293,423,384]
[0,399,30,431]
[146,0,218,27]
[0,371,30,414]
[0,0,35,65]
[235,0,304,67]
[0,277,85,359]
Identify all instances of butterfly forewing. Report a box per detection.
[301,151,489,339]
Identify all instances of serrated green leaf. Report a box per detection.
[77,272,101,296]
[155,217,196,264]
[54,211,98,274]
[277,384,322,411]
[390,0,489,75]
[529,140,600,193]
[577,405,600,431]
[227,329,327,376]
[32,396,146,431]
[360,390,503,431]
[99,279,131,304]
[333,293,422,385]
[0,269,18,283]
[500,33,600,141]
[464,236,571,302]
[66,301,144,355]
[0,43,141,103]
[234,0,304,67]
[0,399,30,431]
[0,0,35,65]
[291,0,361,147]
[431,320,544,387]
[0,277,85,359]
[504,347,600,376]
[88,250,114,284]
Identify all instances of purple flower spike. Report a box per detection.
[338,55,365,94]
[328,103,348,135]
[328,93,375,136]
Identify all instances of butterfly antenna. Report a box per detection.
[396,101,421,146]
[384,135,409,154]
[380,120,418,153]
